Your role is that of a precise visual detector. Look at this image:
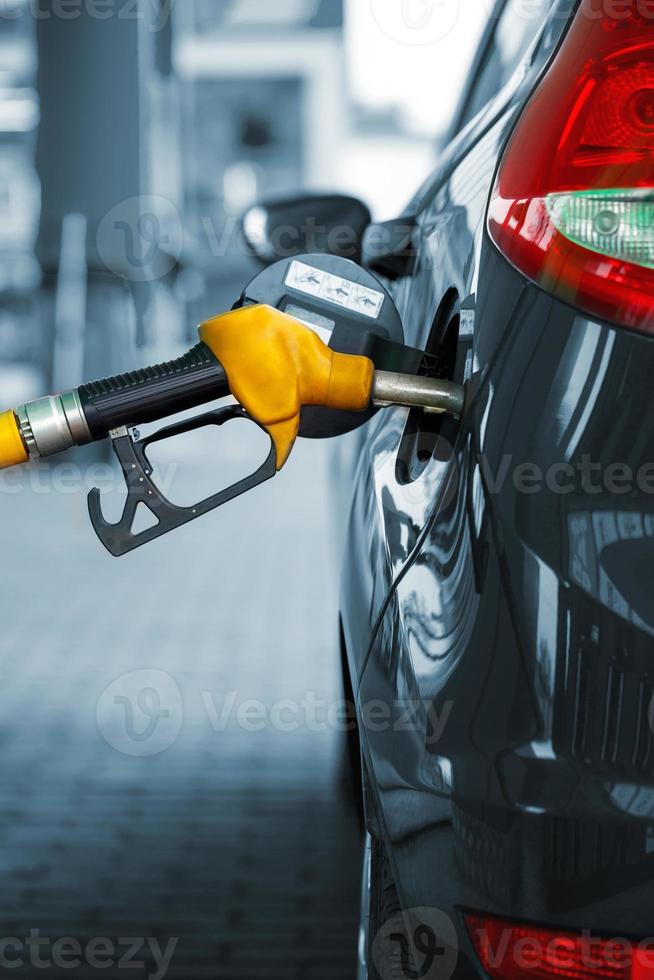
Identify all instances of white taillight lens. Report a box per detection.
[546,190,654,270]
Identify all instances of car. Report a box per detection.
[244,1,654,977]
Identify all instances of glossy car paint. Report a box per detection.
[340,0,654,969]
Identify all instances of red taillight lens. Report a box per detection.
[465,914,654,980]
[488,0,654,333]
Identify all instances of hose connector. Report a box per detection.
[13,391,92,463]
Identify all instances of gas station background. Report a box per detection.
[0,3,486,977]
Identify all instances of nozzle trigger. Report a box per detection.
[88,406,277,557]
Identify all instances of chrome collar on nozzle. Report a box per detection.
[16,391,93,460]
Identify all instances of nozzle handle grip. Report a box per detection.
[78,343,229,440]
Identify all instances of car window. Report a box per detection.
[456,0,552,132]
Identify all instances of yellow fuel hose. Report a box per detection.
[0,410,28,469]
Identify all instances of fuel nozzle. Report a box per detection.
[0,306,465,474]
[0,292,466,555]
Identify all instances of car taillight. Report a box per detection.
[488,0,654,334]
[465,914,654,980]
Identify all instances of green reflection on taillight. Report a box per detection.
[546,189,654,269]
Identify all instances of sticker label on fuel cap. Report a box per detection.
[285,260,384,320]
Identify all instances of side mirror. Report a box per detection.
[242,193,372,266]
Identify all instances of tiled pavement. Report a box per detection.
[0,427,361,979]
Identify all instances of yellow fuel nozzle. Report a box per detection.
[200,305,375,469]
[0,305,376,477]
[0,297,466,557]
[0,303,464,480]
[0,409,29,470]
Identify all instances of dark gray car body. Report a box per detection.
[340,0,654,968]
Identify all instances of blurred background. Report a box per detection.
[0,1,487,976]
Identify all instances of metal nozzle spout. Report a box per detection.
[372,371,466,419]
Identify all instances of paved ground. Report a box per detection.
[0,416,362,978]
